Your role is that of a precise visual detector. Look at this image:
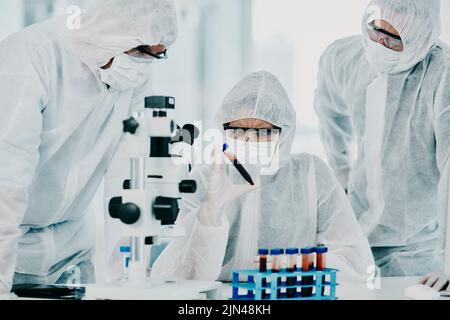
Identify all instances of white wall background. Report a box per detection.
[0,0,23,40]
[443,0,450,43]
[1,0,449,139]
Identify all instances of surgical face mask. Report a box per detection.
[225,136,280,167]
[365,39,402,74]
[99,53,153,91]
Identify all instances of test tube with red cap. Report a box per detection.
[315,245,328,295]
[301,247,315,297]
[286,248,299,298]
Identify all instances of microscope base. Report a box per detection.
[84,280,223,300]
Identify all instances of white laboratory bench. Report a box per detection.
[219,277,450,300]
[336,277,435,300]
[13,277,450,300]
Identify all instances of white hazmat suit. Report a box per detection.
[314,0,450,276]
[0,0,177,293]
[152,71,374,282]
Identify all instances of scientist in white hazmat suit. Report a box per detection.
[0,0,177,294]
[314,0,450,290]
[152,71,375,282]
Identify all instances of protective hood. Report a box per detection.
[362,0,441,74]
[215,71,296,165]
[62,0,178,68]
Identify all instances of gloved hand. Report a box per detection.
[198,148,259,226]
[419,272,450,292]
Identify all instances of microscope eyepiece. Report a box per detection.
[145,96,175,110]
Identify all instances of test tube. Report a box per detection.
[286,248,299,298]
[270,249,283,298]
[315,245,328,295]
[258,249,269,272]
[270,248,283,272]
[258,249,269,298]
[301,247,315,297]
[315,245,328,270]
[120,246,131,280]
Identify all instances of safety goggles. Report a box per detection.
[127,46,168,60]
[223,123,282,142]
[367,22,403,52]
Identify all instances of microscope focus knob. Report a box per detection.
[153,197,179,225]
[179,180,197,194]
[123,179,131,190]
[108,197,123,219]
[118,203,141,225]
[108,197,141,225]
[123,117,140,134]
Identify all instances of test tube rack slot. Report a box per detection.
[231,268,338,300]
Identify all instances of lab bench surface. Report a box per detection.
[220,277,450,300]
[13,277,450,300]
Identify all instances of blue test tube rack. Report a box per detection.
[231,268,338,300]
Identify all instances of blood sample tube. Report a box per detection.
[270,248,283,272]
[316,246,327,270]
[258,248,269,272]
[315,245,328,295]
[270,248,283,298]
[301,247,315,297]
[286,248,299,298]
[258,249,269,298]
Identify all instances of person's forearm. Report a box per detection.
[316,175,375,284]
[318,124,354,173]
[0,182,31,293]
[151,211,229,281]
[197,200,227,227]
[326,249,374,284]
[190,214,229,280]
[0,52,46,293]
[437,158,450,275]
[314,58,354,173]
[434,96,450,274]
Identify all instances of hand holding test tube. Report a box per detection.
[223,143,255,185]
[197,146,258,226]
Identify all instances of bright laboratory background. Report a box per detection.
[1,0,450,280]
[1,0,450,156]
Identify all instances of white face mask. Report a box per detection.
[365,39,402,74]
[99,53,153,90]
[225,136,280,167]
